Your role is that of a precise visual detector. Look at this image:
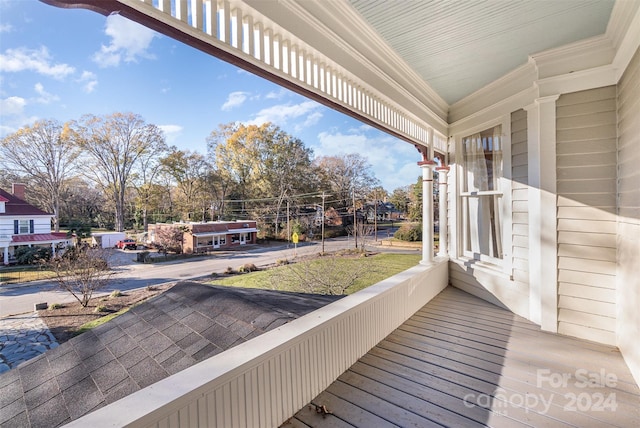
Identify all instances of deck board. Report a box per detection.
[285,287,640,428]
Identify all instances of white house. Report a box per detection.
[35,0,640,426]
[0,184,71,265]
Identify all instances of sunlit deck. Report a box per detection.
[286,287,640,428]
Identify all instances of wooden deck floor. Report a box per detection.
[283,287,640,428]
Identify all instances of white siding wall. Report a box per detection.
[511,109,529,289]
[556,86,617,345]
[617,47,640,386]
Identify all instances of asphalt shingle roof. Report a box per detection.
[0,282,341,427]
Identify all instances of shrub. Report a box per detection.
[276,258,289,266]
[109,290,122,298]
[48,303,63,310]
[224,266,235,274]
[393,222,422,242]
[238,263,258,273]
[94,305,108,313]
[14,246,52,265]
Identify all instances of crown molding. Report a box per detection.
[610,0,640,80]
[273,0,448,126]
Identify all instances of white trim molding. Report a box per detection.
[525,95,560,332]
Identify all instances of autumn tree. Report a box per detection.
[0,119,80,231]
[74,113,167,232]
[160,148,210,221]
[154,226,185,254]
[207,122,317,232]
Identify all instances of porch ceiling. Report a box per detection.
[347,0,615,105]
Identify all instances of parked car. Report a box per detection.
[115,239,137,250]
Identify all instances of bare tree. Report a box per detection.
[74,113,167,232]
[270,253,376,295]
[0,119,80,231]
[346,222,375,250]
[49,247,115,307]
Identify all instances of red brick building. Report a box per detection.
[147,221,258,253]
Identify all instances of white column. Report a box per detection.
[419,160,435,265]
[526,95,559,332]
[437,166,450,257]
[51,242,56,257]
[3,246,8,265]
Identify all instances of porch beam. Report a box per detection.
[40,0,447,153]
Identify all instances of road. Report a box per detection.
[0,235,415,317]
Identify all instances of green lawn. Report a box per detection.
[210,253,421,295]
[0,267,58,285]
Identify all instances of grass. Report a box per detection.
[0,267,57,284]
[210,253,421,295]
[74,307,130,336]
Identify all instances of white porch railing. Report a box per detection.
[64,257,449,428]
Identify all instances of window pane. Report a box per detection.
[463,195,503,259]
[19,220,29,234]
[461,125,503,260]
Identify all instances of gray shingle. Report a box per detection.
[91,359,128,394]
[0,281,340,427]
[128,357,167,389]
[62,376,103,420]
[28,394,69,428]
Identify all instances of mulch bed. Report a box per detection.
[37,283,175,344]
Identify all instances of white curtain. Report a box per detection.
[463,126,502,259]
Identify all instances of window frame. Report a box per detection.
[454,116,513,274]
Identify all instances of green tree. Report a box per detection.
[0,120,80,231]
[74,113,167,232]
[390,186,410,216]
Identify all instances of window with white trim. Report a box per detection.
[461,125,503,263]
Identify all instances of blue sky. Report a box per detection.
[0,0,422,191]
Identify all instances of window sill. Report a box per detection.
[454,257,513,281]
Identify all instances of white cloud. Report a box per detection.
[315,129,420,191]
[265,88,288,100]
[34,82,59,104]
[0,46,75,79]
[0,23,13,33]
[77,71,98,93]
[0,96,26,115]
[92,14,157,68]
[249,100,322,126]
[159,124,183,144]
[221,91,249,111]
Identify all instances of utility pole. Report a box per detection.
[321,192,329,253]
[374,197,378,242]
[287,201,290,246]
[353,189,357,249]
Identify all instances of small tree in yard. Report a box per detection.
[155,226,185,254]
[49,247,114,307]
[270,253,376,295]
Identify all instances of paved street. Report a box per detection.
[0,236,411,318]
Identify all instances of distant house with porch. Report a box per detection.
[0,184,72,265]
[147,220,258,253]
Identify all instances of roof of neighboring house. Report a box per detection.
[0,282,342,427]
[11,233,69,244]
[0,188,51,217]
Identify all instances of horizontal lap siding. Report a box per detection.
[617,47,640,385]
[511,109,529,286]
[556,86,617,345]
